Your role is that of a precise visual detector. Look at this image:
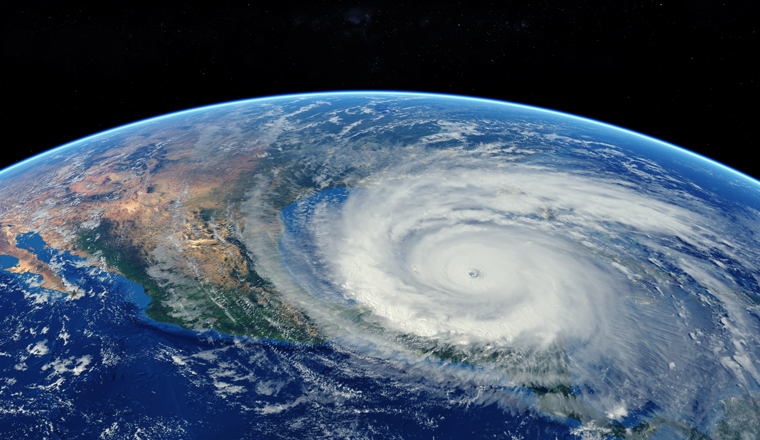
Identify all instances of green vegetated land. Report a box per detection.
[75,217,746,439]
[75,218,322,344]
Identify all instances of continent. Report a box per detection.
[0,110,323,343]
[2,94,760,438]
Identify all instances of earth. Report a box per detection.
[1,92,759,439]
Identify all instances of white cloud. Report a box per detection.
[283,167,722,349]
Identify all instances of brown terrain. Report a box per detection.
[0,118,321,342]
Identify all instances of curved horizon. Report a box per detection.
[2,90,756,186]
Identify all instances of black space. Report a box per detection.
[2,1,757,179]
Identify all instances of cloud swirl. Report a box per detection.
[280,164,726,351]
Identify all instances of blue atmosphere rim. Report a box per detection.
[2,90,756,186]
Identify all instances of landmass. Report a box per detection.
[1,98,757,438]
[0,113,322,343]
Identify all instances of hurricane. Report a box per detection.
[6,92,760,437]
[277,157,760,427]
[283,165,708,346]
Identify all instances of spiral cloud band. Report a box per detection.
[226,95,760,431]
[280,165,720,349]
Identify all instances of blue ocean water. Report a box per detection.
[276,180,758,437]
[0,233,576,438]
[279,187,357,305]
[0,254,19,271]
